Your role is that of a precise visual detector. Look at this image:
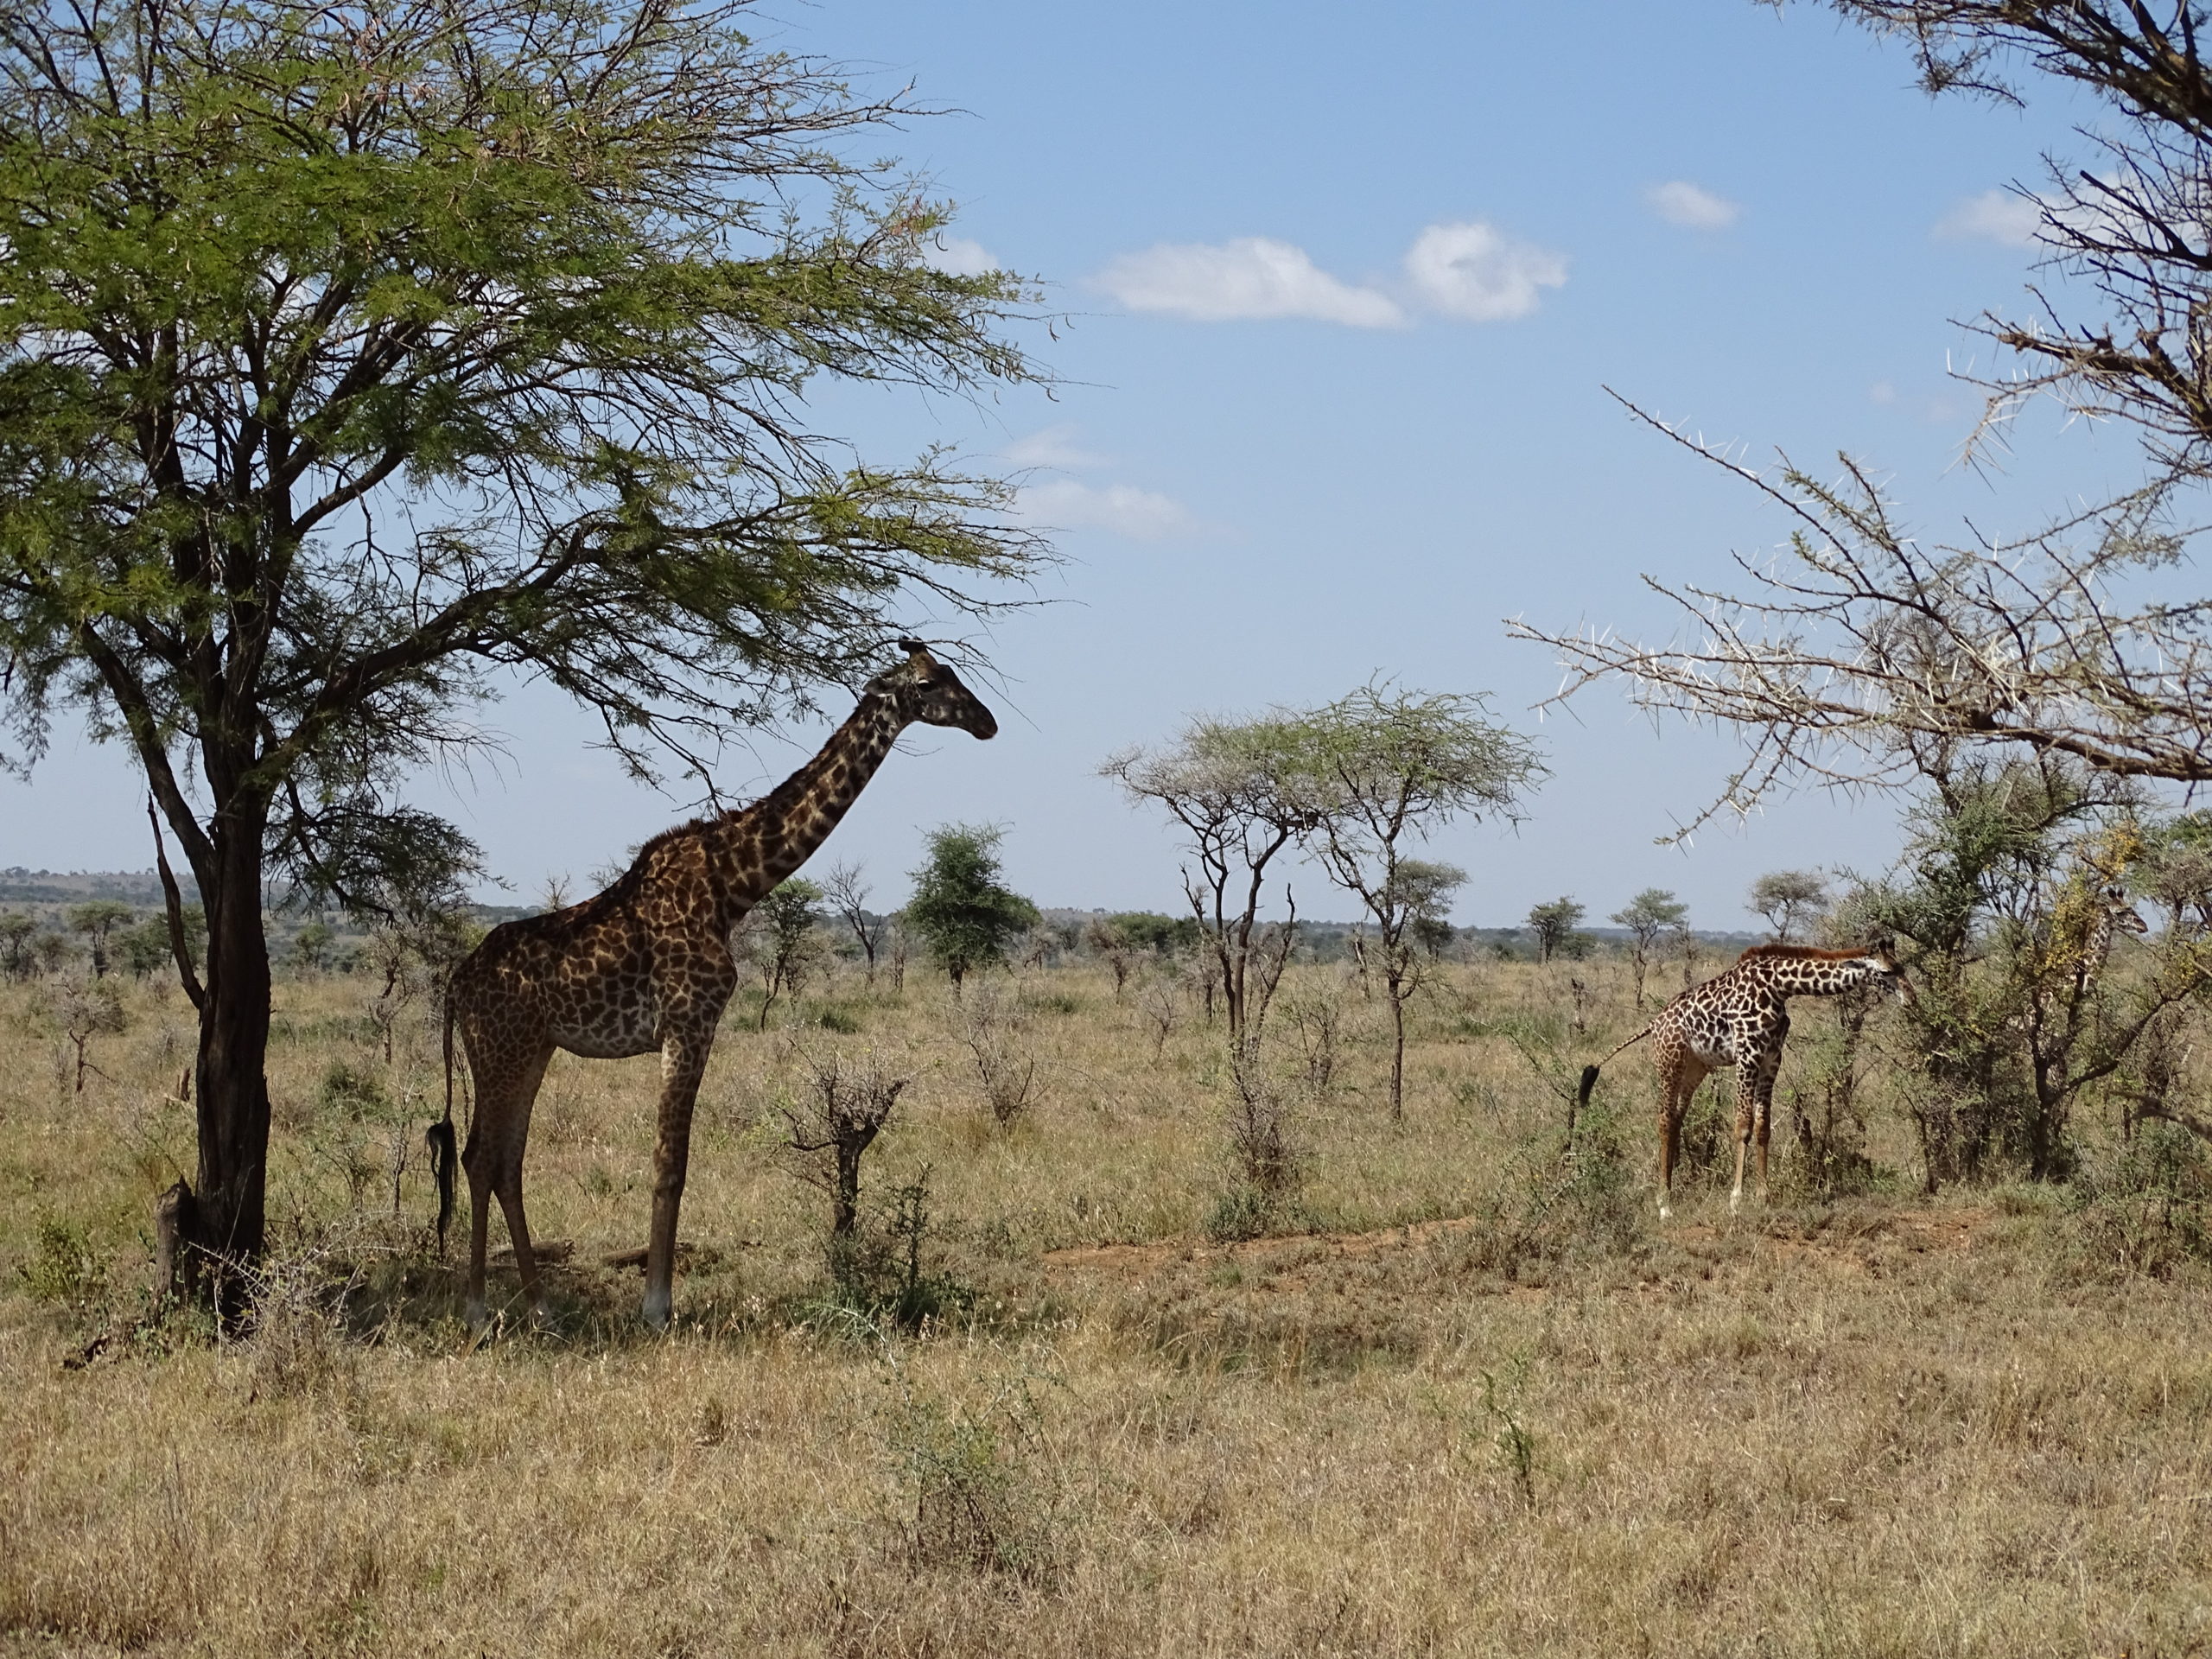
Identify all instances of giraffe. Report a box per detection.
[1576,939,1905,1217]
[431,640,997,1330]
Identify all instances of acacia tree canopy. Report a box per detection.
[0,0,1048,1268]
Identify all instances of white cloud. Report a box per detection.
[1001,424,1103,470]
[1646,180,1741,230]
[1935,189,2044,248]
[1402,221,1569,321]
[1001,425,1193,541]
[1095,236,1407,327]
[1869,380,1897,405]
[925,235,1001,276]
[1017,478,1192,541]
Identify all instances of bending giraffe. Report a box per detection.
[1577,939,1905,1217]
[431,640,997,1329]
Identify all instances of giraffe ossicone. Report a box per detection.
[1577,938,1907,1218]
[435,640,996,1331]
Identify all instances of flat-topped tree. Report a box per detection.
[0,0,1046,1286]
[1281,684,1545,1122]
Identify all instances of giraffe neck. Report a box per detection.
[704,692,907,918]
[1748,956,1878,999]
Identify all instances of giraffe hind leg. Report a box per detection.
[1656,1054,1703,1220]
[460,1039,553,1330]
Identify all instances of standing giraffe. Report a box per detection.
[433,640,997,1329]
[1577,940,1904,1217]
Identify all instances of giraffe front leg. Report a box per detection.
[1751,1044,1783,1208]
[642,1033,711,1332]
[1730,1071,1763,1216]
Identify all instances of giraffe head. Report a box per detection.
[2103,884,2150,940]
[872,639,1000,739]
[1858,935,1909,1001]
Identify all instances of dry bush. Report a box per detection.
[777,1046,909,1237]
[962,981,1043,1128]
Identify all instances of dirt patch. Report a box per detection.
[1045,1204,1999,1287]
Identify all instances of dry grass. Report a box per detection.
[3,957,2210,1656]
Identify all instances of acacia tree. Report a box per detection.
[1103,715,1317,1045]
[821,859,886,986]
[67,899,133,976]
[905,823,1039,992]
[1748,870,1828,943]
[1526,896,1585,965]
[741,876,824,1028]
[1512,7,2212,823]
[1610,887,1688,1007]
[0,0,1046,1276]
[1282,684,1544,1121]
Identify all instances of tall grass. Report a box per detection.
[1,955,2208,1654]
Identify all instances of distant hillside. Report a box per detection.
[0,867,180,904]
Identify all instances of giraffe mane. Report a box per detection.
[1733,943,1878,963]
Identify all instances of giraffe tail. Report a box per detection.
[1577,1021,1657,1109]
[427,990,458,1257]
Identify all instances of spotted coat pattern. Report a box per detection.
[1580,942,1904,1217]
[444,644,996,1328]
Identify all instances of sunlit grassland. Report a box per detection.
[3,957,2209,1656]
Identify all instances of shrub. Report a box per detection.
[2068,1123,2212,1276]
[879,1360,1065,1583]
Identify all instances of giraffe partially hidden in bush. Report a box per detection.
[432,641,998,1330]
[1577,941,1905,1217]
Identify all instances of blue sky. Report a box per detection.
[0,0,2144,928]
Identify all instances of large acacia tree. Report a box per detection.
[0,0,1046,1275]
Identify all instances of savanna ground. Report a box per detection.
[3,950,2210,1656]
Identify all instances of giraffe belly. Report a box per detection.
[1686,1033,1741,1070]
[545,993,664,1059]
[556,1027,660,1060]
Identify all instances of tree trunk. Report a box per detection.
[188,809,276,1291]
[1387,976,1406,1123]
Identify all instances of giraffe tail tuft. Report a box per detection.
[426,1118,455,1256]
[428,989,458,1255]
[1578,1065,1601,1110]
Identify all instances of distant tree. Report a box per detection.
[1749,871,1830,943]
[741,878,826,1028]
[822,861,887,986]
[0,912,34,979]
[1104,715,1319,1044]
[1526,897,1586,965]
[45,973,127,1092]
[67,900,134,977]
[290,921,336,977]
[1086,912,1199,1000]
[118,916,178,981]
[1611,888,1689,1007]
[906,826,1039,993]
[885,911,914,995]
[1412,913,1459,959]
[1281,684,1545,1121]
[32,931,69,976]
